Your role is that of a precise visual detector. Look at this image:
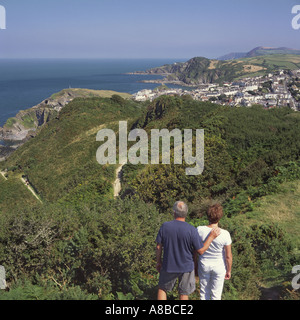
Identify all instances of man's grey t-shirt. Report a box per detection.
[156,220,201,273]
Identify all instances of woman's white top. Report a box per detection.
[197,226,232,266]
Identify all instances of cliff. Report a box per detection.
[0,88,131,142]
[0,89,75,142]
[137,54,300,85]
[0,88,131,161]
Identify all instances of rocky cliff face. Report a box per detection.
[0,89,76,142]
[0,88,132,161]
[0,88,132,144]
[0,145,16,162]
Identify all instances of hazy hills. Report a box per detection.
[218,46,300,60]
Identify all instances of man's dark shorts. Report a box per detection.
[158,269,196,295]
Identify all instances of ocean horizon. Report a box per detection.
[0,58,187,127]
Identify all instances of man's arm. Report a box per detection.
[156,243,163,272]
[196,227,221,255]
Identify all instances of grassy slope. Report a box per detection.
[50,88,132,100]
[230,179,300,292]
[249,180,300,247]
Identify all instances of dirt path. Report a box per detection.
[20,177,43,203]
[113,164,124,198]
[0,171,7,181]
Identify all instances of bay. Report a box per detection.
[0,58,186,127]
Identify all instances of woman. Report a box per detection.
[196,204,232,300]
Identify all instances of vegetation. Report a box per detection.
[0,94,299,300]
[4,118,17,128]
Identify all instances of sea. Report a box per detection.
[0,58,187,128]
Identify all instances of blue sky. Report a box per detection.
[0,0,299,59]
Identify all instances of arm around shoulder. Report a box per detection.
[196,227,221,255]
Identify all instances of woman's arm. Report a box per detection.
[224,244,232,280]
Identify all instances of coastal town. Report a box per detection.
[133,69,300,111]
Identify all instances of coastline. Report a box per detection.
[138,79,198,87]
[126,72,198,87]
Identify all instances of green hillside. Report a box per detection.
[1,95,141,204]
[0,94,299,300]
[250,180,300,245]
[224,179,300,299]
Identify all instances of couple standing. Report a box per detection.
[156,201,232,300]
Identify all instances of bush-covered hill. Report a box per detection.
[0,94,299,300]
[141,54,300,84]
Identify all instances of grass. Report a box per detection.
[21,114,36,129]
[220,179,300,294]
[4,117,17,128]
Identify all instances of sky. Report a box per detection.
[0,0,299,59]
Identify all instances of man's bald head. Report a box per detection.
[173,201,188,218]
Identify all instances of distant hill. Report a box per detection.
[139,54,300,85]
[217,52,248,61]
[218,46,300,60]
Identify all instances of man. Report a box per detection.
[156,201,221,300]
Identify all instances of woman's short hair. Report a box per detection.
[207,204,223,224]
[173,201,188,218]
